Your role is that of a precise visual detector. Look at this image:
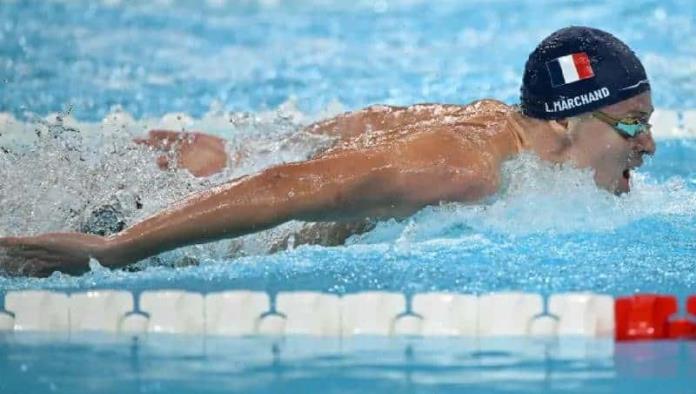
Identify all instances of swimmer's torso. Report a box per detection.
[245,100,528,254]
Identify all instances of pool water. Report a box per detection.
[1,0,696,393]
[1,333,695,394]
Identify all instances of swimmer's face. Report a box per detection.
[570,91,656,194]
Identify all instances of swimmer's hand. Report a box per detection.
[134,130,229,178]
[0,233,109,277]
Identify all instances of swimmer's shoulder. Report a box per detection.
[463,99,528,156]
[442,99,523,153]
[408,99,513,119]
[356,100,512,118]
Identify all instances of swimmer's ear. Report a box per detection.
[554,118,570,129]
[547,118,571,134]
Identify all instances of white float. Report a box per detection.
[69,291,134,332]
[275,291,341,336]
[341,292,405,336]
[140,290,205,334]
[4,291,70,332]
[205,291,269,335]
[477,292,543,336]
[411,292,478,336]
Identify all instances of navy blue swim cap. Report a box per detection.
[520,26,650,120]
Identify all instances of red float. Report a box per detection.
[688,295,696,316]
[615,294,677,341]
[667,319,696,339]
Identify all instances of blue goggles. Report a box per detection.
[591,110,652,138]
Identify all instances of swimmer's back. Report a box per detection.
[315,99,523,165]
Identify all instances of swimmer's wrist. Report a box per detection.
[94,237,136,269]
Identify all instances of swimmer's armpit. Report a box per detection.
[134,130,228,177]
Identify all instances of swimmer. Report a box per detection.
[0,26,656,276]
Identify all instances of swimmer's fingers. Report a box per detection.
[0,234,101,277]
[0,235,88,261]
[0,256,52,277]
[23,258,78,277]
[1,252,87,277]
[0,236,20,248]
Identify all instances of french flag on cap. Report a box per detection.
[546,52,595,87]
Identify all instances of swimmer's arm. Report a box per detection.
[0,139,494,276]
[95,152,406,267]
[98,147,491,268]
[3,155,402,275]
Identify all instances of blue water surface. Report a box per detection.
[1,0,696,119]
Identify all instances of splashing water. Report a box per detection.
[349,152,696,243]
[1,104,695,296]
[0,102,337,257]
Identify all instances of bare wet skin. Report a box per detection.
[0,95,655,276]
[243,100,525,254]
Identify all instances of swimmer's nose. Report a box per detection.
[634,131,656,157]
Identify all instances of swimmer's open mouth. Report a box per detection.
[624,157,644,181]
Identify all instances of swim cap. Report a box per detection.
[520,26,650,120]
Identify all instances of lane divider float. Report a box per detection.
[0,290,694,341]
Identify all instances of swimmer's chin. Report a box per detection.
[605,182,629,196]
[614,186,630,196]
[611,178,631,196]
[596,171,631,196]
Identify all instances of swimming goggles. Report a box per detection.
[591,110,652,139]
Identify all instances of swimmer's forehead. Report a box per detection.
[602,91,654,118]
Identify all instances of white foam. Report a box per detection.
[357,152,696,241]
